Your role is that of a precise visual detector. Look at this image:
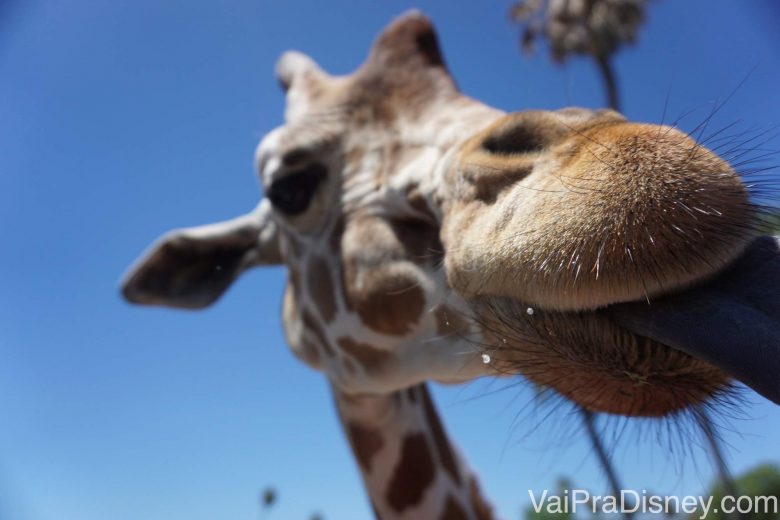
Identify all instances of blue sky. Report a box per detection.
[1,1,779,519]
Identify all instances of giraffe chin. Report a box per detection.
[472,235,780,417]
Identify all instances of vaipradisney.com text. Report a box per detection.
[528,489,778,519]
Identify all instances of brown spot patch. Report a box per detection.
[390,218,442,266]
[301,309,334,357]
[337,337,393,374]
[356,270,425,335]
[469,477,493,520]
[440,496,468,520]
[371,501,383,520]
[386,433,435,512]
[341,215,433,335]
[307,255,337,323]
[297,338,321,368]
[420,385,461,485]
[346,422,384,473]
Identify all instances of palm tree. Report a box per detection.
[510,0,647,112]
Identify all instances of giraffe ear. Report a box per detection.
[121,201,281,309]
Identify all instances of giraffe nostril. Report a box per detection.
[482,122,545,155]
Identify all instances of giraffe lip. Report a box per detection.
[605,235,780,406]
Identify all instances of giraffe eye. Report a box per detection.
[267,163,327,216]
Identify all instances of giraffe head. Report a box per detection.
[122,12,780,417]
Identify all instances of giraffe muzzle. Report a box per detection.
[466,234,780,416]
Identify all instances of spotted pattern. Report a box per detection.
[298,338,321,367]
[343,263,426,336]
[469,477,493,520]
[339,215,432,336]
[268,14,500,520]
[440,496,468,520]
[421,385,461,485]
[386,433,435,512]
[346,422,384,473]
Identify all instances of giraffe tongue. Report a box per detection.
[606,235,780,406]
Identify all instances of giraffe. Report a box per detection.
[121,11,780,520]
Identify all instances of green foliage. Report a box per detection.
[759,211,780,235]
[690,464,780,520]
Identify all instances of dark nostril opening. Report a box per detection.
[482,125,545,155]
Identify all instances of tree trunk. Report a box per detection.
[581,408,633,519]
[595,54,621,112]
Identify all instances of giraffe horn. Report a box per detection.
[354,9,457,100]
[366,10,448,71]
[275,50,330,93]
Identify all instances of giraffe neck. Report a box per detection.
[333,383,494,520]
